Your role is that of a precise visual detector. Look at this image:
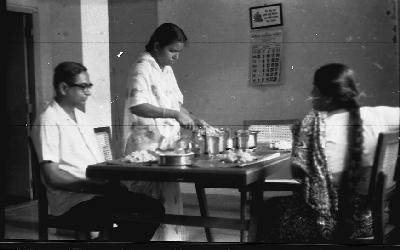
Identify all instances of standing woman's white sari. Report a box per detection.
[122,52,186,241]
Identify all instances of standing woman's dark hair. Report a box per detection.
[145,23,188,52]
[313,63,364,239]
[53,61,87,90]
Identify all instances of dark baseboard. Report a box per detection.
[4,196,31,206]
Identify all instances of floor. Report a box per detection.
[4,193,249,242]
[4,196,30,207]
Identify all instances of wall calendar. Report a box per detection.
[249,29,283,85]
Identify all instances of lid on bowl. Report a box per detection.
[157,150,195,157]
[235,130,250,135]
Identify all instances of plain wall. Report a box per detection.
[157,0,399,128]
[108,0,158,157]
[9,0,398,149]
[109,0,398,156]
[8,0,112,126]
[49,0,82,66]
[6,0,399,196]
[81,0,112,127]
[108,0,399,194]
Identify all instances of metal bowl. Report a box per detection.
[158,152,195,166]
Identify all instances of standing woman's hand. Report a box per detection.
[194,118,210,129]
[175,111,195,130]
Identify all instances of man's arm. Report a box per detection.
[41,161,109,194]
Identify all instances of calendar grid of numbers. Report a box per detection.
[249,29,283,85]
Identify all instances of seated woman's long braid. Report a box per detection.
[335,79,364,240]
[313,63,365,239]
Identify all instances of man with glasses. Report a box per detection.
[32,61,164,241]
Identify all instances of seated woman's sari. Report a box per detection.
[257,111,372,243]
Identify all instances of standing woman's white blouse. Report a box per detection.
[123,52,184,153]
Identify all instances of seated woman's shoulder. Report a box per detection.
[361,105,399,114]
[361,106,400,126]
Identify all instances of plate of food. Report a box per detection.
[217,149,258,164]
[106,150,158,166]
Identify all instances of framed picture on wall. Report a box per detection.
[249,3,283,29]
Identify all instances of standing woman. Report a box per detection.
[122,23,203,241]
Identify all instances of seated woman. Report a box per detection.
[257,63,399,243]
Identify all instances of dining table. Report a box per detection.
[86,149,291,242]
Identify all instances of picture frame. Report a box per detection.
[249,3,283,29]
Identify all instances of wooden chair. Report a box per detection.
[364,130,399,243]
[332,130,399,244]
[387,141,400,243]
[243,119,301,192]
[195,119,301,242]
[29,126,114,240]
[241,119,301,239]
[94,127,113,161]
[0,166,4,240]
[243,119,297,146]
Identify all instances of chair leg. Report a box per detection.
[247,184,263,242]
[75,231,91,240]
[38,223,48,240]
[0,204,4,240]
[100,225,112,240]
[240,190,247,242]
[195,184,214,242]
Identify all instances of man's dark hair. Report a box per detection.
[53,61,87,89]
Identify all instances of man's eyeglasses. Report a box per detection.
[65,82,93,91]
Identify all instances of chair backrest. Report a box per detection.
[369,130,399,243]
[94,127,113,161]
[28,137,50,238]
[243,119,298,144]
[372,171,387,243]
[369,130,400,199]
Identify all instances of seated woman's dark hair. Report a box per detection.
[53,61,87,89]
[314,63,364,239]
[145,23,188,52]
[313,63,359,110]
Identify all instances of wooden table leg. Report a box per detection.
[0,198,4,240]
[195,184,214,242]
[247,182,263,242]
[240,190,247,242]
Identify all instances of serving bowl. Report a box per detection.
[158,151,195,166]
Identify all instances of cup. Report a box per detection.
[235,130,250,149]
[217,129,228,153]
[248,131,259,149]
[205,135,219,156]
[192,130,206,155]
